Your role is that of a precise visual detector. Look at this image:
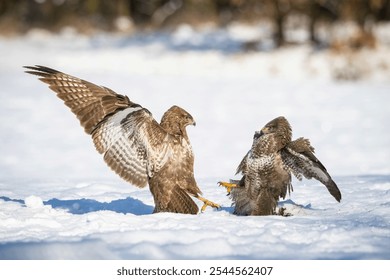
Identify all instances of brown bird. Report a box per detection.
[219,116,341,216]
[24,65,220,214]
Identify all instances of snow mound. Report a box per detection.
[25,195,44,208]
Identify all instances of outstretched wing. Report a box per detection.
[25,65,132,134]
[93,106,173,188]
[281,137,341,202]
[24,65,173,188]
[235,151,249,175]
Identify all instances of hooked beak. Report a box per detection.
[253,130,264,140]
[189,119,196,127]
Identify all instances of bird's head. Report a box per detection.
[254,116,292,145]
[160,105,196,136]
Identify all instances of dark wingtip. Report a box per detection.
[327,180,342,202]
[24,65,60,77]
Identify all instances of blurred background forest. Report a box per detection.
[1,0,390,49]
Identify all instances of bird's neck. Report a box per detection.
[160,120,189,141]
[253,134,288,155]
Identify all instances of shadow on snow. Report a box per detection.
[0,196,153,215]
[279,199,313,209]
[0,196,315,216]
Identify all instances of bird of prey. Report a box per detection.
[219,116,341,216]
[24,65,220,214]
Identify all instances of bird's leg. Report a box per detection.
[194,195,221,212]
[218,181,239,194]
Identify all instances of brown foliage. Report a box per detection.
[0,0,388,49]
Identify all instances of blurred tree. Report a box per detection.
[307,0,340,45]
[0,0,388,48]
[129,0,183,27]
[151,0,183,26]
[375,0,390,20]
[271,0,291,47]
[214,0,245,26]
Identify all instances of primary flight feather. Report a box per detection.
[219,116,341,216]
[25,65,219,214]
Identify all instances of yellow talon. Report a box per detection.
[196,196,221,212]
[218,181,238,194]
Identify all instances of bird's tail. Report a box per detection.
[154,186,199,215]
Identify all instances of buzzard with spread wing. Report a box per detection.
[25,65,219,214]
[219,116,341,216]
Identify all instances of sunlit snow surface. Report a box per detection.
[0,26,389,259]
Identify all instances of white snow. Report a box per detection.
[0,24,389,259]
[24,195,44,208]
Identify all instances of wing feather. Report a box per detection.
[236,151,249,175]
[24,65,133,134]
[93,107,174,187]
[281,137,342,202]
[25,65,173,188]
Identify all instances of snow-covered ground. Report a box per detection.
[0,25,389,259]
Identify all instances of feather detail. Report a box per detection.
[229,116,341,216]
[25,65,207,214]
